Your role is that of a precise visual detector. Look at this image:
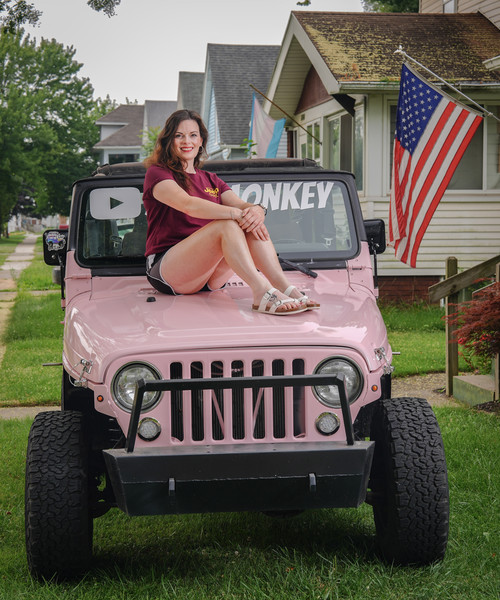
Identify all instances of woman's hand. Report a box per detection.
[237,205,266,234]
[249,222,270,241]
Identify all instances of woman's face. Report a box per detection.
[172,119,203,166]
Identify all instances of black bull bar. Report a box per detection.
[102,373,375,516]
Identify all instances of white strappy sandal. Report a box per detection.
[252,288,307,316]
[284,285,321,310]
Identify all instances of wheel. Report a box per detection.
[25,411,93,580]
[368,397,449,565]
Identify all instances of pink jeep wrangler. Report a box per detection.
[26,159,449,579]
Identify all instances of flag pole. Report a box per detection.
[395,46,500,123]
[249,84,322,144]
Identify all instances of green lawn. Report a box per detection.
[1,406,498,599]
[16,236,59,292]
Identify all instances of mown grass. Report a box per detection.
[380,303,471,377]
[1,406,498,599]
[0,292,63,405]
[0,232,25,268]
[0,236,62,406]
[16,235,59,292]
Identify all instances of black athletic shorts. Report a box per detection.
[146,249,227,295]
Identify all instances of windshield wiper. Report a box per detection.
[278,257,318,278]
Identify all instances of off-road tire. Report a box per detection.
[369,397,449,565]
[25,411,93,580]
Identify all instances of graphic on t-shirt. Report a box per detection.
[203,186,219,198]
[89,187,142,220]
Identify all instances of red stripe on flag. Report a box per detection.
[390,141,410,240]
[408,113,483,266]
[400,104,466,264]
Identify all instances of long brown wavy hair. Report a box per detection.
[144,109,208,192]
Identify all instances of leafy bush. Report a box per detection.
[448,281,500,373]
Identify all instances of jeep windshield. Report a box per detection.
[75,173,359,270]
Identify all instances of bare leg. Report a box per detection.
[245,234,320,307]
[159,220,297,311]
[245,234,291,291]
[206,257,232,290]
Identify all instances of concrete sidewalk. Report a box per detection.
[0,406,59,420]
[0,233,38,281]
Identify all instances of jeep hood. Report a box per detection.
[63,273,389,384]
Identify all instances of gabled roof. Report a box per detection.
[94,104,143,126]
[177,72,204,114]
[206,44,280,146]
[267,11,500,118]
[94,104,144,149]
[295,11,500,83]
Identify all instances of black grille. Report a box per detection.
[167,359,305,442]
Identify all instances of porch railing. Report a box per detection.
[428,254,500,397]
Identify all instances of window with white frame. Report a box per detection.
[301,121,321,161]
[328,107,364,191]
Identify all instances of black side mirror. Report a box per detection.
[43,229,68,266]
[363,219,386,255]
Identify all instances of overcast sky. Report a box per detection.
[24,0,363,104]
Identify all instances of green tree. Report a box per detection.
[0,31,109,226]
[0,0,120,31]
[361,0,419,12]
[141,126,160,158]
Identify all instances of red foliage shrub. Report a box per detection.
[448,281,500,363]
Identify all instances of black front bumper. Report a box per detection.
[103,441,374,516]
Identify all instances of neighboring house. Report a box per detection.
[264,10,500,298]
[421,0,500,27]
[177,71,204,114]
[94,101,176,165]
[94,105,144,165]
[200,44,286,160]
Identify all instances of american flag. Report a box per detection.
[389,63,483,267]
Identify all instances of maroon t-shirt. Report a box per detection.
[143,165,231,256]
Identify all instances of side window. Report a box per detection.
[301,121,321,161]
[79,186,146,264]
[486,106,500,190]
[328,111,364,191]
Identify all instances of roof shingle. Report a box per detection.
[293,12,500,84]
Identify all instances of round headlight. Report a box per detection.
[112,362,162,412]
[313,357,363,407]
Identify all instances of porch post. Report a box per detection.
[445,257,459,396]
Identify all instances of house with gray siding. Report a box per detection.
[264,10,500,298]
[94,101,177,165]
[177,72,204,114]
[200,44,285,160]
